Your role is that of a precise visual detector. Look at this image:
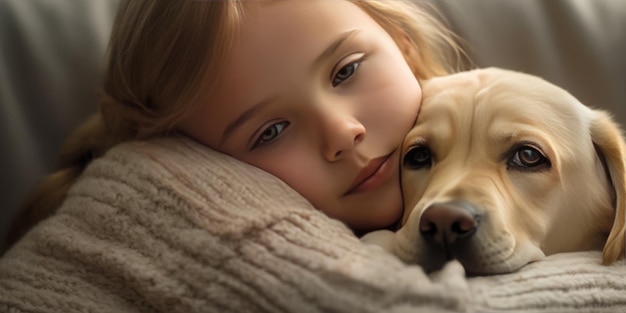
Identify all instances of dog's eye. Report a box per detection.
[404,146,432,170]
[508,146,550,171]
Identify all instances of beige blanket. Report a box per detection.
[1,137,625,313]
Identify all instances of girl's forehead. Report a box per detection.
[216,0,383,95]
[240,0,367,31]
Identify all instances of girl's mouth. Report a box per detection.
[345,150,396,195]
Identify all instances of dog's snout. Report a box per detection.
[419,200,481,246]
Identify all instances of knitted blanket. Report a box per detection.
[1,137,625,313]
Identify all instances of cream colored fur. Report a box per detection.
[363,68,626,274]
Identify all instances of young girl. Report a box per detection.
[6,0,467,245]
[2,2,480,311]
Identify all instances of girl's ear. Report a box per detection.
[591,110,626,265]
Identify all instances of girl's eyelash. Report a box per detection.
[251,121,290,150]
[331,53,365,87]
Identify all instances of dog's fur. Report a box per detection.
[363,68,626,275]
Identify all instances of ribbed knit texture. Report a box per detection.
[0,137,624,312]
[470,251,626,312]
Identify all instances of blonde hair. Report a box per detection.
[5,0,469,250]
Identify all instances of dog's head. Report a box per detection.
[393,68,625,275]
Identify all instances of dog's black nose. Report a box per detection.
[419,200,481,246]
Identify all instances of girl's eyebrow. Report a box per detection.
[220,97,276,147]
[313,30,361,67]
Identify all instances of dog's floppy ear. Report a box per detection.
[591,110,626,264]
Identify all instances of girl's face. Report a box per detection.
[183,0,421,232]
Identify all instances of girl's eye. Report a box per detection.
[252,121,290,149]
[332,61,361,87]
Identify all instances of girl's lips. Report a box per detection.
[344,151,396,196]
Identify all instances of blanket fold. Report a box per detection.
[1,137,625,313]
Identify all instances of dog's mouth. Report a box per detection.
[399,200,544,275]
[416,229,546,276]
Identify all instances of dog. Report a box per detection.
[362,67,626,275]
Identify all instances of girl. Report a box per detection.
[2,2,479,311]
[7,0,467,245]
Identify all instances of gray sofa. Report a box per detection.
[1,0,625,247]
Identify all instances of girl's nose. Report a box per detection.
[321,111,366,162]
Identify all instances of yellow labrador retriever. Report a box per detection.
[363,68,625,275]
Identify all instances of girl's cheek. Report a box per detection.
[252,143,326,189]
